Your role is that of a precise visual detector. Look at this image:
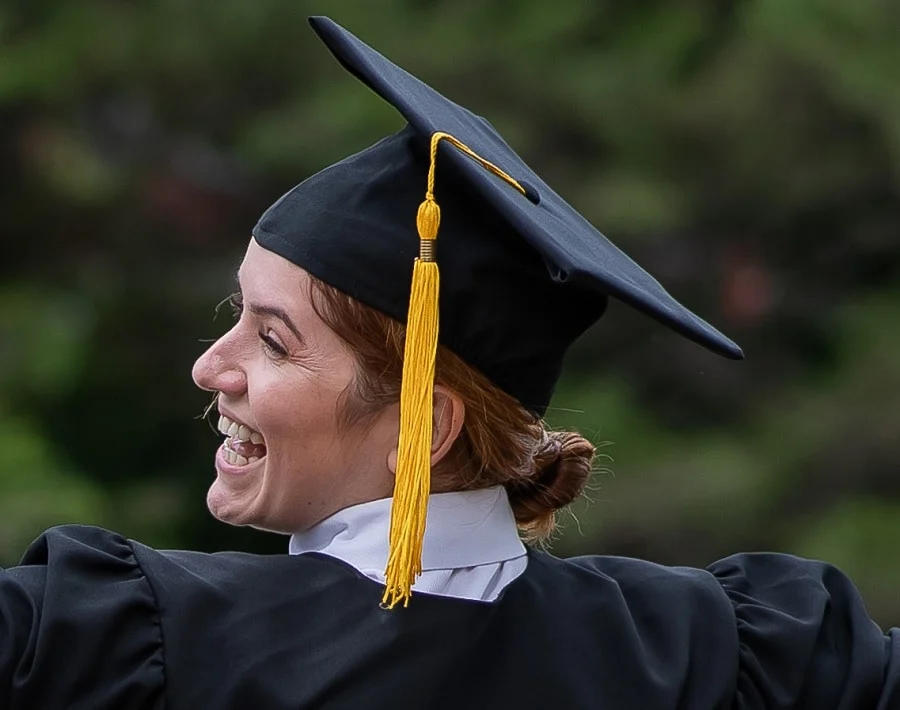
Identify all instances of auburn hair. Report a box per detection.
[308,277,595,541]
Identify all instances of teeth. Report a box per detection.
[221,446,259,467]
[217,413,265,447]
[222,439,262,466]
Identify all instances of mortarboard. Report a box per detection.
[253,16,743,607]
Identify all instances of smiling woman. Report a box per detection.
[192,242,399,533]
[1,15,898,710]
[193,238,594,545]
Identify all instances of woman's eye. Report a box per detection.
[259,330,288,358]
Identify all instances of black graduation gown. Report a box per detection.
[1,525,897,709]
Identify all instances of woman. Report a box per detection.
[2,16,897,710]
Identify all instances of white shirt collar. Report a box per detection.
[288,486,525,575]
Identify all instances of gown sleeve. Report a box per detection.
[708,553,899,710]
[0,525,165,710]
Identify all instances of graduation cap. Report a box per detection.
[253,16,743,607]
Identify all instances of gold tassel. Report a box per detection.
[382,196,440,609]
[381,132,525,609]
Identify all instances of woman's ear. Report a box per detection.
[385,386,464,475]
[431,385,465,466]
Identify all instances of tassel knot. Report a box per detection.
[416,197,441,244]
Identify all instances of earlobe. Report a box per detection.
[431,386,465,466]
[386,449,398,474]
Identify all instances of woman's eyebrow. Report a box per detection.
[247,302,305,344]
[235,270,304,343]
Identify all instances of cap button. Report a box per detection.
[519,180,541,205]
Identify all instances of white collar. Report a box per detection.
[288,486,525,573]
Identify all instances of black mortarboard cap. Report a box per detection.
[255,16,742,417]
[252,16,743,607]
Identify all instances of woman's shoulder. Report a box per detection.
[531,544,876,612]
[18,522,376,594]
[12,523,390,645]
[15,523,278,577]
[520,550,741,681]
[529,546,891,653]
[527,546,732,615]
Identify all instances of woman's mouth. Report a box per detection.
[217,414,267,467]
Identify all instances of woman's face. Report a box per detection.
[192,238,397,533]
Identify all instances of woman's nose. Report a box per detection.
[192,334,247,397]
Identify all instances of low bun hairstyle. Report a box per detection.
[308,276,596,542]
[506,430,595,540]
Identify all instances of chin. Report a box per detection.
[206,482,294,534]
[206,482,254,527]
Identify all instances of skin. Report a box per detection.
[192,238,464,534]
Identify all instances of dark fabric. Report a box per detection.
[2,525,897,709]
[710,553,900,709]
[253,17,742,416]
[254,128,599,413]
[0,526,164,710]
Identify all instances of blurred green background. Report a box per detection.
[1,0,898,625]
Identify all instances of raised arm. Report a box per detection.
[0,526,165,709]
[710,553,899,709]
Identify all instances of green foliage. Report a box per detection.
[790,497,900,623]
[1,0,898,626]
[0,412,107,560]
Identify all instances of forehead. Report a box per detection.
[238,239,310,293]
[237,238,333,332]
[239,238,298,278]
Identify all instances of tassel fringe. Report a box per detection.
[382,256,439,608]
